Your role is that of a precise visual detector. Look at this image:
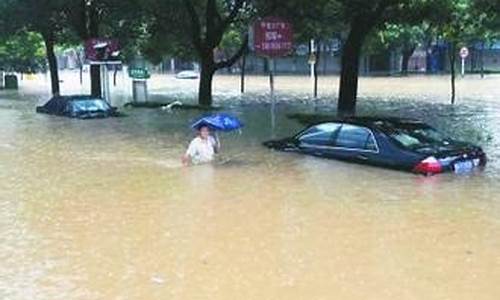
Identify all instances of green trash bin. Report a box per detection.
[4,75,18,89]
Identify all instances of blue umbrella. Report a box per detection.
[191,113,243,132]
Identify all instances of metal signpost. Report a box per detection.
[253,17,294,95]
[253,17,293,137]
[128,66,151,103]
[460,47,469,77]
[308,39,317,98]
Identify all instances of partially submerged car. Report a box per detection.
[264,117,486,175]
[36,95,118,119]
[175,70,199,79]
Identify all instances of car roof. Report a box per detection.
[54,95,103,102]
[311,116,429,130]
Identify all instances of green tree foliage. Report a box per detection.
[62,0,147,96]
[0,0,68,95]
[143,0,253,106]
[258,0,344,97]
[0,31,46,73]
[374,24,427,74]
[473,0,500,34]
[2,0,499,108]
[264,0,442,113]
[432,0,493,103]
[257,0,343,43]
[63,0,146,63]
[265,0,496,113]
[334,0,420,113]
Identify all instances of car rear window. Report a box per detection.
[384,124,450,150]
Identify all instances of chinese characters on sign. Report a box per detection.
[254,17,293,57]
[128,67,150,80]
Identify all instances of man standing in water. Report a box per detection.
[182,125,220,165]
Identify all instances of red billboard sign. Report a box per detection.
[253,17,293,57]
[85,38,121,63]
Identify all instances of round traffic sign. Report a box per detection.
[459,47,469,59]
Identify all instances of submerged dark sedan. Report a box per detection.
[36,95,118,119]
[263,117,486,175]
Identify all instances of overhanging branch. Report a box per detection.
[215,34,249,70]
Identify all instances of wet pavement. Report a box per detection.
[1,73,500,300]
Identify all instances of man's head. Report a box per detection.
[198,126,211,139]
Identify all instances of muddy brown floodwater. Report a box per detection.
[1,74,500,300]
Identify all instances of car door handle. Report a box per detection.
[357,154,369,160]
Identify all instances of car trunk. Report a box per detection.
[414,143,486,172]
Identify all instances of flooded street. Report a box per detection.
[1,74,500,300]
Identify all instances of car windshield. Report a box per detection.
[385,124,450,150]
[71,99,110,112]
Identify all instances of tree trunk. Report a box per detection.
[449,42,457,105]
[42,33,60,96]
[184,0,247,107]
[199,63,215,106]
[337,25,367,115]
[401,46,416,75]
[90,65,101,97]
[88,2,101,97]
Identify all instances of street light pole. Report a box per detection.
[461,57,465,77]
[310,39,316,98]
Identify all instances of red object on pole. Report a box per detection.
[253,17,293,58]
[84,38,121,63]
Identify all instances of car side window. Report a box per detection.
[298,123,341,146]
[335,125,377,151]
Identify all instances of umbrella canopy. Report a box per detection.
[191,113,243,132]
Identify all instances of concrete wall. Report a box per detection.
[242,53,342,75]
[442,48,500,73]
[53,43,500,76]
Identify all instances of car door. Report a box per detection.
[296,123,341,157]
[330,124,379,163]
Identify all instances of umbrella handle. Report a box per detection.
[213,132,221,152]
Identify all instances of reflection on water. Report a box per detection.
[1,83,500,300]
